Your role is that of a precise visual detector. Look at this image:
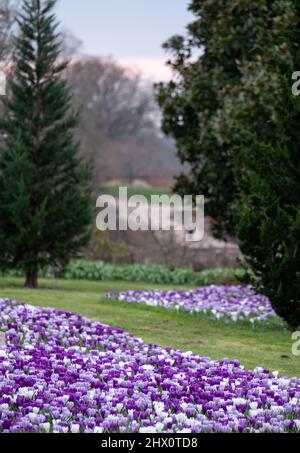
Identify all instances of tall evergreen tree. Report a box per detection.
[233,85,300,328]
[233,0,300,328]
[0,0,92,288]
[156,0,295,239]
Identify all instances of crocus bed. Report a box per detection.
[0,298,299,433]
[107,285,276,323]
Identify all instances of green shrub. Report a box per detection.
[195,267,252,286]
[170,267,195,285]
[64,261,195,285]
[1,259,251,287]
[61,262,252,286]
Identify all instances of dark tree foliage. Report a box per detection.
[0,0,92,288]
[158,0,300,326]
[156,0,294,239]
[232,0,300,327]
[234,87,300,328]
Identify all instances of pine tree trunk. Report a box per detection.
[25,268,38,289]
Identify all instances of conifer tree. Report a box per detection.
[0,0,92,288]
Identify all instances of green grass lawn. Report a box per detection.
[0,277,298,377]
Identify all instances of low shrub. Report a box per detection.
[1,260,253,287]
[64,261,195,285]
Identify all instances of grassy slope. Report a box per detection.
[0,277,298,377]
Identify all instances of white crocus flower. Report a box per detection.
[175,413,188,424]
[18,388,35,399]
[42,423,51,433]
[70,424,80,433]
[153,402,165,416]
[139,427,157,433]
[233,398,247,406]
[249,402,258,410]
[295,420,300,431]
[155,422,164,432]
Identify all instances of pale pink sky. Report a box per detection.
[57,0,193,81]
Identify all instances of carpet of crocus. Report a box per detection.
[107,285,276,323]
[0,298,299,434]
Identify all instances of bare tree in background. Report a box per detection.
[0,4,180,188]
[0,0,18,62]
[65,58,181,186]
[60,29,83,59]
[66,58,157,140]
